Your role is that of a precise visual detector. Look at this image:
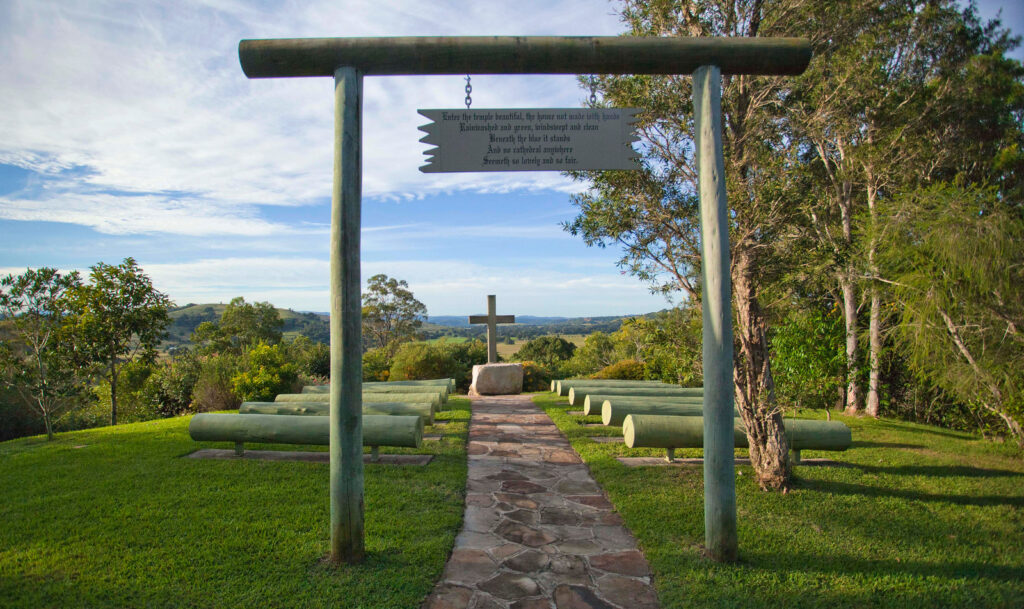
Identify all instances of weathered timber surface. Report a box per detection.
[623,415,851,451]
[239,36,812,78]
[189,413,423,448]
[583,393,704,415]
[307,378,454,390]
[694,63,737,562]
[239,401,434,424]
[602,401,738,426]
[568,386,704,406]
[276,392,442,407]
[303,383,449,401]
[555,379,676,396]
[329,65,365,563]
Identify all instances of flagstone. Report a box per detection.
[594,574,659,609]
[479,573,541,600]
[587,551,651,578]
[504,549,551,573]
[420,395,658,609]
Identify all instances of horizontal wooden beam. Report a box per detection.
[239,36,811,78]
[469,315,515,324]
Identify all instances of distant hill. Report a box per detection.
[165,303,330,348]
[164,303,662,348]
[421,312,661,340]
[426,315,573,328]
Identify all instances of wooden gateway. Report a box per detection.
[237,35,811,564]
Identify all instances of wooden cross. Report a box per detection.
[468,294,515,364]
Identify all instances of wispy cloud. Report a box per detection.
[0,0,623,236]
[130,255,668,316]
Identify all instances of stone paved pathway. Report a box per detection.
[422,395,659,609]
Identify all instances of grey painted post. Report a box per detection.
[693,64,738,562]
[330,66,364,564]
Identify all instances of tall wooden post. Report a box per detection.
[693,64,738,562]
[329,66,364,563]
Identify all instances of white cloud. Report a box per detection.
[0,191,301,236]
[0,0,624,236]
[134,255,669,316]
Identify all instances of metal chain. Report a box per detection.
[589,76,598,106]
[464,75,472,109]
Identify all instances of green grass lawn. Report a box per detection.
[532,392,1024,609]
[0,398,470,609]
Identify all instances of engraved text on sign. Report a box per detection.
[418,108,640,173]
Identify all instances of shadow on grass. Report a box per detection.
[871,420,975,440]
[848,463,1024,478]
[740,550,1024,584]
[850,440,925,449]
[797,478,1024,507]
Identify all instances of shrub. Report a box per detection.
[363,347,392,382]
[519,361,552,392]
[289,337,330,379]
[231,343,298,403]
[433,339,487,392]
[389,342,456,383]
[193,353,241,411]
[388,339,487,392]
[91,360,157,424]
[592,359,646,380]
[567,332,617,376]
[769,306,844,412]
[140,354,202,417]
[0,384,41,441]
[514,336,576,366]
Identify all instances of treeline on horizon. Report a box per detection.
[163,302,634,349]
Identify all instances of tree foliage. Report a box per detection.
[592,359,646,380]
[232,342,299,403]
[878,184,1024,443]
[788,0,1023,415]
[190,296,283,354]
[0,268,88,439]
[362,274,427,354]
[769,305,845,413]
[65,258,171,426]
[513,336,577,366]
[567,0,802,489]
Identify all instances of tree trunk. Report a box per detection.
[937,304,1024,445]
[865,174,881,417]
[41,402,54,441]
[732,249,791,491]
[841,275,861,414]
[110,361,118,426]
[866,288,881,417]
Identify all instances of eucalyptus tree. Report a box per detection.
[361,274,427,355]
[788,0,1021,416]
[66,258,171,426]
[566,0,816,490]
[0,268,85,440]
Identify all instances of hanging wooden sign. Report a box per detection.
[418,108,640,173]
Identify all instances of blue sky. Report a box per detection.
[1,1,1020,317]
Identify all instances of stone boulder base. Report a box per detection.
[470,363,524,396]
